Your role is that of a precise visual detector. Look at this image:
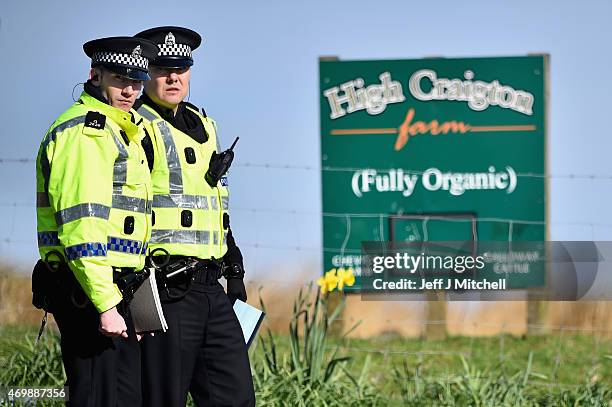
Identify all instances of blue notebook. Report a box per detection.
[232,299,265,348]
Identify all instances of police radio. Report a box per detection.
[205,137,238,187]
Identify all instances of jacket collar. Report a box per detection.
[138,92,207,143]
[79,90,142,142]
[139,91,184,122]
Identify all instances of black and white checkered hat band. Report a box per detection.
[92,51,149,70]
[157,43,192,58]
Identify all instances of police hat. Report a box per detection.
[134,26,202,68]
[83,37,159,81]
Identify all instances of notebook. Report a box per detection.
[233,299,265,348]
[129,268,168,333]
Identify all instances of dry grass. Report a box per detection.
[548,301,612,334]
[0,265,48,328]
[2,265,611,339]
[246,277,612,338]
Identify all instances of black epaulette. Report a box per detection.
[84,111,106,130]
[183,101,206,117]
[141,128,155,172]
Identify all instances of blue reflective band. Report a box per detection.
[220,176,228,186]
[38,231,60,247]
[107,236,148,255]
[65,242,107,260]
[42,235,148,258]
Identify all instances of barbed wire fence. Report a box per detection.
[0,158,611,390]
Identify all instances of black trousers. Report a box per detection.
[140,277,255,407]
[53,297,141,407]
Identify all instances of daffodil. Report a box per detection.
[317,269,339,294]
[336,267,355,291]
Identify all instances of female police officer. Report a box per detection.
[133,26,255,407]
[35,36,157,406]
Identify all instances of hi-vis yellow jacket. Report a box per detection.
[36,92,152,312]
[137,102,229,260]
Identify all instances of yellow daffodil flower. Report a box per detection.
[317,269,339,294]
[336,267,355,291]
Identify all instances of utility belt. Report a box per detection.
[148,250,223,302]
[152,255,222,286]
[149,251,223,286]
[32,251,146,313]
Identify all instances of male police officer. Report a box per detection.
[133,26,255,406]
[34,37,157,406]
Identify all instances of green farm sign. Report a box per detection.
[319,55,548,291]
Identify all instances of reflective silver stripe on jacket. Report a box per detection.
[42,115,88,149]
[213,231,228,246]
[211,119,221,154]
[137,105,159,122]
[113,195,151,214]
[109,127,128,194]
[152,194,209,210]
[40,115,88,195]
[150,230,210,244]
[157,121,183,194]
[55,203,111,226]
[221,196,229,211]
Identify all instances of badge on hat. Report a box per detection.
[165,32,176,46]
[134,26,202,69]
[132,45,142,58]
[83,37,159,81]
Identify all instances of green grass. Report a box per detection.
[247,287,612,405]
[0,324,65,406]
[1,290,611,406]
[245,332,612,405]
[332,334,612,390]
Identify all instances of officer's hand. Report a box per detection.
[227,278,247,305]
[99,306,129,339]
[223,226,247,304]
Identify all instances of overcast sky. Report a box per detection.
[1,0,611,278]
